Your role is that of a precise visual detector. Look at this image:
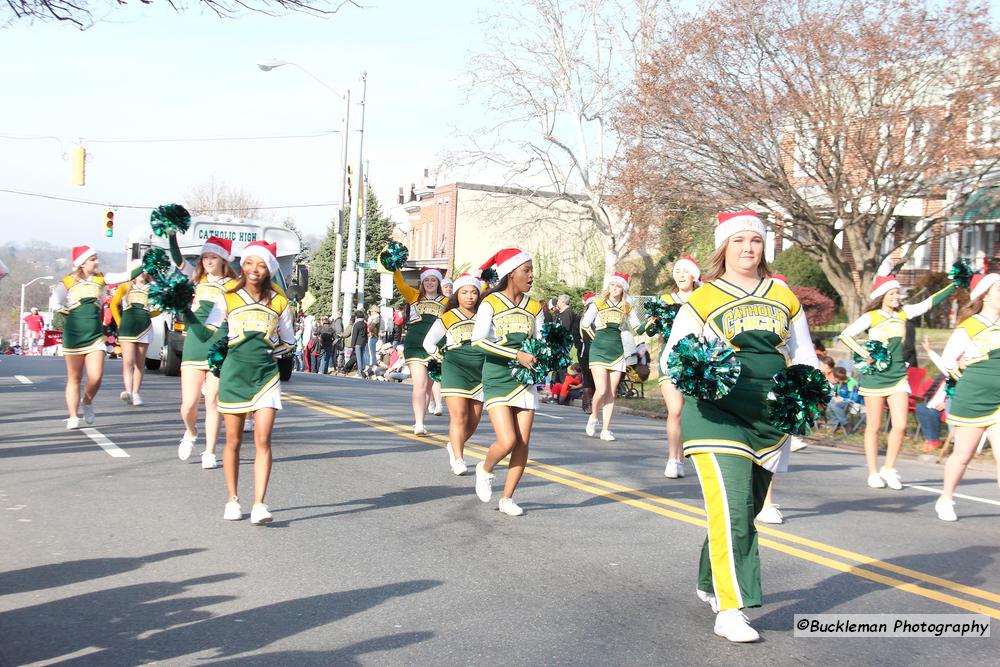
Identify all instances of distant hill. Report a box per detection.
[0,241,127,345]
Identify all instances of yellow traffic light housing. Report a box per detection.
[70,145,86,186]
[104,209,115,237]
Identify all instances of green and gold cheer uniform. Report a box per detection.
[581,296,641,372]
[394,270,448,366]
[181,276,231,371]
[839,285,955,397]
[112,283,157,344]
[637,290,693,387]
[54,267,141,356]
[423,309,485,401]
[664,277,818,612]
[472,292,544,411]
[941,314,999,428]
[201,285,295,414]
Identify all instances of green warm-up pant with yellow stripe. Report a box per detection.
[690,452,773,611]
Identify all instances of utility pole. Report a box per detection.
[342,71,367,323]
[331,88,350,318]
[357,159,370,310]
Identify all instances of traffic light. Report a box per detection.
[70,145,86,186]
[103,209,114,237]
[346,165,353,204]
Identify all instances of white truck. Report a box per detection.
[125,215,308,376]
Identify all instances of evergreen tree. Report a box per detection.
[308,218,339,319]
[356,188,395,307]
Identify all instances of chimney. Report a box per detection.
[397,186,404,205]
[409,183,416,202]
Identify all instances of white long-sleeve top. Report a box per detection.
[471,292,544,360]
[204,284,295,355]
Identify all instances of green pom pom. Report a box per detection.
[427,356,443,384]
[508,338,552,385]
[141,247,171,280]
[150,204,191,238]
[948,258,975,290]
[944,376,957,398]
[541,321,572,353]
[480,267,499,287]
[667,334,741,400]
[148,270,195,316]
[767,364,833,436]
[208,338,228,378]
[379,241,409,272]
[644,300,681,337]
[854,340,892,375]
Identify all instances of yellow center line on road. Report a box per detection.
[283,393,1000,618]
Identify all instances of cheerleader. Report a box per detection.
[393,266,448,434]
[839,274,955,489]
[51,246,142,429]
[168,234,237,468]
[471,248,543,516]
[422,273,485,475]
[578,291,597,413]
[642,256,700,477]
[663,211,818,642]
[110,263,159,406]
[934,273,999,521]
[580,273,642,441]
[195,241,294,525]
[441,277,454,298]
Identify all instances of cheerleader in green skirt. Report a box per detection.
[663,211,819,642]
[471,248,544,517]
[195,241,294,525]
[169,233,237,468]
[110,263,159,407]
[51,245,142,429]
[839,274,955,490]
[422,273,485,476]
[639,255,701,478]
[393,266,448,435]
[934,273,999,521]
[580,272,641,441]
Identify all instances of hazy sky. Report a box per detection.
[0,0,489,257]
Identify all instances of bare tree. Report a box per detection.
[450,0,665,275]
[4,0,360,30]
[185,177,263,219]
[621,0,999,319]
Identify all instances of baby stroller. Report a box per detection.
[617,343,650,399]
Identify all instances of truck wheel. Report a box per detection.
[278,355,294,382]
[164,340,182,376]
[145,357,162,370]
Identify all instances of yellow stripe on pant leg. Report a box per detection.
[691,452,743,611]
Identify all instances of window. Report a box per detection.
[967,93,999,146]
[901,218,931,270]
[904,114,929,164]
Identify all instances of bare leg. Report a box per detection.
[82,350,104,405]
[483,406,518,473]
[591,369,609,420]
[941,425,985,501]
[203,373,222,454]
[120,342,135,395]
[502,408,535,499]
[132,342,148,394]
[883,392,910,470]
[431,381,443,411]
[252,408,276,504]
[662,382,685,460]
[409,363,430,426]
[180,368,207,441]
[446,396,469,459]
[601,371,623,430]
[222,412,245,499]
[64,355,85,418]
[862,395,886,474]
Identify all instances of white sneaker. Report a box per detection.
[935,496,957,522]
[66,416,81,430]
[498,497,524,516]
[201,452,219,469]
[696,589,719,613]
[446,442,456,464]
[131,393,143,407]
[790,437,808,452]
[427,402,437,415]
[250,503,273,525]
[664,459,681,478]
[867,472,886,489]
[82,403,95,425]
[451,456,468,475]
[224,498,242,521]
[600,430,616,442]
[119,391,131,404]
[756,503,784,524]
[432,406,444,416]
[475,461,494,502]
[879,467,903,491]
[413,424,428,436]
[585,416,597,437]
[714,609,760,643]
[178,437,195,461]
[243,418,254,432]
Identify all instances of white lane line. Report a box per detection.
[905,483,1000,507]
[14,375,31,384]
[535,411,566,420]
[82,428,130,458]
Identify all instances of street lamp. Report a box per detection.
[19,275,54,351]
[257,58,352,319]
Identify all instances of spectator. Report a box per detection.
[553,295,575,382]
[813,338,826,358]
[370,342,395,379]
[293,323,305,372]
[317,317,335,374]
[301,312,316,346]
[306,332,321,373]
[385,345,410,382]
[827,366,862,431]
[22,307,45,356]
[366,306,381,374]
[550,364,584,405]
[392,305,405,344]
[346,309,368,376]
[331,314,346,370]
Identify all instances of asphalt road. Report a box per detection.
[1,356,998,666]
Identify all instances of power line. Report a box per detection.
[0,130,339,144]
[0,188,338,210]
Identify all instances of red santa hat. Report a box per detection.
[715,210,767,249]
[72,245,97,268]
[673,255,701,282]
[771,273,789,286]
[607,272,631,291]
[870,274,901,301]
[969,273,999,302]
[452,272,481,293]
[582,291,597,305]
[201,236,233,262]
[480,247,532,280]
[419,267,444,282]
[242,241,279,276]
